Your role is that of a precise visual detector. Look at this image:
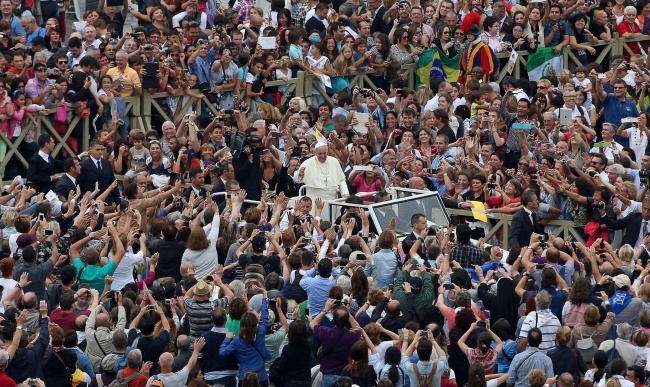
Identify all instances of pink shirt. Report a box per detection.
[354,174,382,201]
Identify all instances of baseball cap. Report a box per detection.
[251,234,266,251]
[613,274,631,289]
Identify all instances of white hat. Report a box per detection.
[314,142,327,149]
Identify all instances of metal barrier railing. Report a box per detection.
[446,208,585,250]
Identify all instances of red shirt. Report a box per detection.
[617,21,642,59]
[50,308,91,332]
[0,370,16,387]
[121,366,148,387]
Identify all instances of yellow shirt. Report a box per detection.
[106,65,141,97]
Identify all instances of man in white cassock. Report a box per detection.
[294,142,349,200]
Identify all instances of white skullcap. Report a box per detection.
[314,142,327,149]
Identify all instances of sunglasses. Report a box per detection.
[58,61,68,64]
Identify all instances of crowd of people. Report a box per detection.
[2,0,650,386]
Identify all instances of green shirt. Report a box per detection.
[73,257,117,292]
[226,315,241,336]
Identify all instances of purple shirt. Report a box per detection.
[25,77,53,99]
[314,325,360,374]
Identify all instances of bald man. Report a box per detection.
[146,338,206,387]
[85,290,126,372]
[173,335,191,371]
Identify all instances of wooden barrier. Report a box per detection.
[2,34,649,177]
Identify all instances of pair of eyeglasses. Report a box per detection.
[58,61,68,65]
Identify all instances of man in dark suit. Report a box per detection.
[211,161,234,206]
[369,0,391,35]
[77,139,120,205]
[181,168,207,201]
[27,134,63,194]
[508,190,544,249]
[599,199,650,261]
[54,157,81,199]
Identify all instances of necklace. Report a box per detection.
[315,160,330,186]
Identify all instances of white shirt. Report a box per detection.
[90,156,103,168]
[65,173,76,184]
[38,150,50,163]
[110,248,144,291]
[563,103,591,126]
[590,141,623,161]
[424,95,440,111]
[637,219,650,249]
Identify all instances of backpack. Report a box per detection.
[564,303,589,328]
[575,326,598,363]
[413,361,437,387]
[243,261,267,295]
[149,375,164,387]
[290,270,308,304]
[107,369,142,387]
[606,341,623,362]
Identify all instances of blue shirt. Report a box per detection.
[25,27,45,47]
[543,21,568,47]
[300,267,340,315]
[6,15,25,38]
[507,348,554,387]
[603,93,638,147]
[188,47,217,84]
[372,249,398,288]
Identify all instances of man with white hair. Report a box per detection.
[598,322,640,367]
[20,14,43,48]
[590,123,624,162]
[82,25,101,50]
[294,142,349,201]
[106,49,142,98]
[562,88,591,125]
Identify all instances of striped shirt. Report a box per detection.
[184,297,228,346]
[518,310,561,352]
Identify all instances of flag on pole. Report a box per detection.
[416,47,461,86]
[526,47,563,82]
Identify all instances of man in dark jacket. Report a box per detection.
[6,300,50,382]
[201,308,239,387]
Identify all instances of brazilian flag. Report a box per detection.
[415,47,461,86]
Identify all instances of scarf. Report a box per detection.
[610,290,632,315]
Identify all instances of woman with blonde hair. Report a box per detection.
[362,322,401,357]
[260,147,281,192]
[414,85,430,108]
[547,325,588,381]
[257,102,282,127]
[288,97,307,113]
[638,285,650,304]
[1,209,17,240]
[332,43,356,93]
